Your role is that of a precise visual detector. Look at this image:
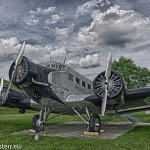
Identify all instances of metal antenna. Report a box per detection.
[63,52,67,64]
[50,51,51,62]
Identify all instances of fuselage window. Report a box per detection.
[82,81,86,87]
[76,77,80,84]
[69,73,73,81]
[88,84,91,90]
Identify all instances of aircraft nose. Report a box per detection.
[9,57,29,85]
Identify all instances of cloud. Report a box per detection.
[0,37,21,61]
[1,37,19,47]
[45,14,62,25]
[68,53,100,69]
[24,15,40,26]
[54,24,75,41]
[79,53,100,68]
[75,0,110,17]
[30,7,56,15]
[77,5,150,47]
[1,1,150,81]
[0,37,68,64]
[24,6,56,26]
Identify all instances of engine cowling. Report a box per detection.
[9,57,29,84]
[93,71,124,99]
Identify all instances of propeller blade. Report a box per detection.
[101,86,107,116]
[0,77,4,96]
[5,41,26,100]
[105,54,112,80]
[15,41,25,66]
[101,54,112,116]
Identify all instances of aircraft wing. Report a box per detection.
[66,94,103,114]
[0,86,41,110]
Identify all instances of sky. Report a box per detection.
[0,0,150,80]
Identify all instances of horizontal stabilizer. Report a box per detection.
[121,114,138,124]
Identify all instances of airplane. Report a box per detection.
[1,41,150,140]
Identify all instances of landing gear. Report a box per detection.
[32,115,42,141]
[73,108,101,132]
[89,114,101,132]
[32,107,62,140]
[32,109,48,140]
[32,114,44,132]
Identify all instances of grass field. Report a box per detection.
[1,107,150,150]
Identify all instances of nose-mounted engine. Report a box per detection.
[9,56,52,87]
[9,57,29,84]
[93,70,124,99]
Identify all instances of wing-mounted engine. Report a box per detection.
[92,54,126,116]
[93,70,124,99]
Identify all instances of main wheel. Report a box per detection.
[32,115,44,132]
[89,114,101,132]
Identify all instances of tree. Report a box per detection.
[112,56,150,89]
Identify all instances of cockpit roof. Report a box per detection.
[41,61,66,71]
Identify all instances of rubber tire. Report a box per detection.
[89,114,101,132]
[32,114,44,132]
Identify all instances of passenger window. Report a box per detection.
[88,84,91,90]
[76,77,80,84]
[69,73,73,81]
[82,81,86,87]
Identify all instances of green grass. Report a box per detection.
[1,107,150,150]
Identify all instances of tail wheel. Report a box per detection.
[89,114,101,132]
[32,115,44,132]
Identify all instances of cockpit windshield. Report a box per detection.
[50,63,59,70]
[41,61,66,71]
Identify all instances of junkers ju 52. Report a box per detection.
[1,42,150,140]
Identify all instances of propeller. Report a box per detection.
[4,41,26,100]
[0,77,4,97]
[101,54,112,116]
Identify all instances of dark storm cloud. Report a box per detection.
[100,30,133,47]
[77,5,150,48]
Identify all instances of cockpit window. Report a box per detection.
[51,64,56,69]
[50,63,59,70]
[56,65,59,69]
